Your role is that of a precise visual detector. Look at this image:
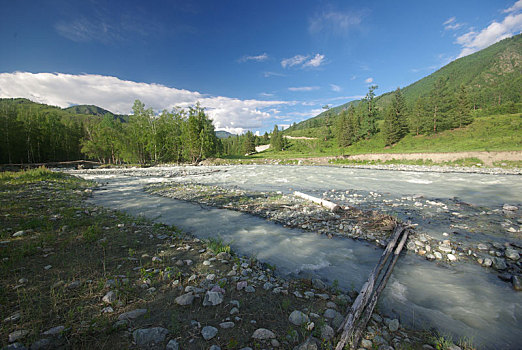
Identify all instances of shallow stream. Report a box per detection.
[72,166,522,349]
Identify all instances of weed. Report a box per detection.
[83,223,102,243]
[206,237,231,254]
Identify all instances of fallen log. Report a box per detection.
[293,191,341,212]
[335,224,407,350]
[350,229,410,349]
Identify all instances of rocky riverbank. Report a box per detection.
[147,183,521,291]
[2,169,466,350]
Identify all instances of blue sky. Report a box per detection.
[1,0,521,134]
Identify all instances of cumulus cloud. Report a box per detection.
[288,86,320,92]
[309,10,363,35]
[504,0,522,13]
[455,10,522,58]
[365,77,373,83]
[0,72,287,134]
[238,53,269,62]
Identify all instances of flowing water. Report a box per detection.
[72,166,522,349]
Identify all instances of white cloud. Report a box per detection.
[365,77,373,83]
[443,16,463,31]
[309,10,363,35]
[238,53,269,62]
[0,72,287,134]
[302,54,326,68]
[503,0,522,13]
[281,55,309,68]
[281,54,325,69]
[330,84,341,92]
[455,12,522,58]
[288,86,320,92]
[263,71,286,78]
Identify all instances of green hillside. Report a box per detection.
[286,34,522,134]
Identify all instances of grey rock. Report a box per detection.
[102,291,116,304]
[289,310,309,325]
[263,282,274,290]
[434,252,442,260]
[4,312,21,323]
[372,314,382,323]
[132,327,169,347]
[230,307,239,315]
[505,248,520,260]
[42,326,64,336]
[201,326,218,340]
[175,292,195,306]
[492,257,507,270]
[166,339,179,350]
[251,328,275,340]
[118,308,147,321]
[323,308,337,319]
[12,230,25,237]
[30,338,52,350]
[203,291,224,306]
[483,257,493,267]
[332,312,344,329]
[320,325,334,341]
[271,339,280,347]
[360,339,372,349]
[388,319,399,332]
[294,336,320,350]
[477,243,488,250]
[503,204,518,211]
[6,343,27,350]
[9,330,29,343]
[219,322,234,329]
[438,245,452,253]
[447,254,457,262]
[311,279,326,290]
[336,294,351,305]
[245,286,255,293]
[209,346,221,350]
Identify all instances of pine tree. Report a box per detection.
[454,84,472,128]
[242,131,256,154]
[359,85,379,139]
[383,88,408,146]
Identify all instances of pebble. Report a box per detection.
[219,321,235,329]
[289,310,309,325]
[9,330,29,343]
[12,230,25,237]
[44,265,52,270]
[251,328,275,340]
[175,292,195,306]
[203,291,224,306]
[166,339,179,350]
[102,291,116,304]
[320,324,334,340]
[505,248,520,261]
[201,326,218,340]
[118,308,147,321]
[133,327,169,347]
[513,276,522,291]
[361,339,373,349]
[42,326,65,336]
[447,254,457,262]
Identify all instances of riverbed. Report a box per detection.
[68,165,522,349]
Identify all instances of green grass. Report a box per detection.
[205,237,232,254]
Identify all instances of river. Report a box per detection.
[70,165,522,349]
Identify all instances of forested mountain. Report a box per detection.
[286,34,522,135]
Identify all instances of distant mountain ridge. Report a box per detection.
[287,33,522,133]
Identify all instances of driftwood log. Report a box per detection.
[293,191,341,212]
[335,224,408,350]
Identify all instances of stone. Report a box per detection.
[201,326,218,340]
[492,257,507,270]
[102,306,114,313]
[203,291,224,306]
[42,326,65,336]
[483,258,493,267]
[388,319,399,332]
[361,339,373,349]
[18,278,28,284]
[12,230,25,237]
[118,308,147,321]
[132,327,169,347]
[289,310,309,325]
[503,204,518,211]
[206,274,216,281]
[336,294,351,304]
[251,328,275,340]
[505,248,520,261]
[433,252,442,260]
[4,312,20,323]
[245,286,255,293]
[447,254,457,262]
[323,308,337,319]
[294,336,320,350]
[320,325,334,341]
[332,313,344,329]
[477,243,488,250]
[102,291,116,304]
[166,339,179,350]
[6,343,27,350]
[438,245,452,253]
[175,292,195,306]
[271,339,280,347]
[219,321,235,329]
[513,276,522,291]
[236,281,247,290]
[311,278,326,290]
[230,307,239,315]
[209,346,221,350]
[9,330,30,343]
[30,338,52,350]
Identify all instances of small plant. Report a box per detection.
[227,337,239,349]
[83,223,102,243]
[206,237,231,254]
[281,298,291,311]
